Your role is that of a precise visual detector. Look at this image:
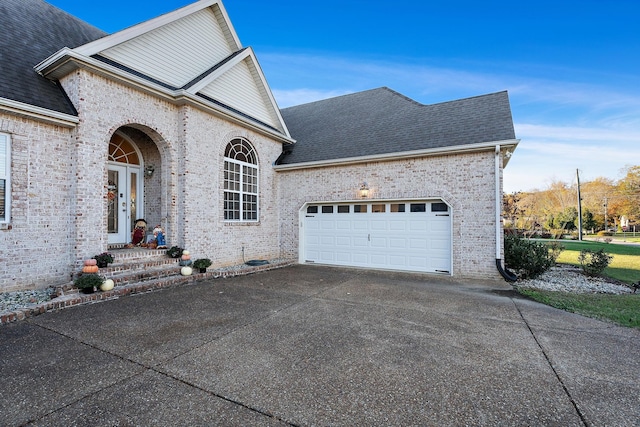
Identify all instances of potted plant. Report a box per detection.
[166,246,183,259]
[93,252,114,268]
[74,273,104,294]
[193,258,212,273]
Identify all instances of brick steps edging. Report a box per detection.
[0,260,296,326]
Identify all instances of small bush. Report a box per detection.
[166,246,183,258]
[597,230,613,237]
[505,235,564,279]
[578,249,613,277]
[74,273,104,290]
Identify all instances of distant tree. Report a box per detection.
[503,192,520,228]
[616,166,640,223]
[577,208,597,231]
[554,206,578,230]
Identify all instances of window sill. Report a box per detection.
[223,221,260,226]
[0,222,12,231]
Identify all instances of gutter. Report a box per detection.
[495,144,518,282]
[273,139,519,172]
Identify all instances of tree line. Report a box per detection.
[504,165,640,235]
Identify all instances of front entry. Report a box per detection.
[107,132,144,245]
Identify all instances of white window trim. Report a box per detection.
[223,141,259,223]
[0,133,11,223]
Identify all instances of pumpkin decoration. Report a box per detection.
[180,266,193,276]
[82,264,99,274]
[100,278,115,292]
[84,259,97,266]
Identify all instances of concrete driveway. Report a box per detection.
[1,265,639,426]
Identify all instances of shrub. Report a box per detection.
[578,249,613,277]
[597,230,613,237]
[193,258,212,269]
[166,246,183,258]
[505,235,564,279]
[74,273,104,290]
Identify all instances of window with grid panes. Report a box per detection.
[224,138,258,221]
[0,133,10,222]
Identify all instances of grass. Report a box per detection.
[519,239,640,328]
[552,240,640,284]
[518,288,640,329]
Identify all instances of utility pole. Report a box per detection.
[576,169,583,240]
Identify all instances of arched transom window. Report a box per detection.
[224,138,258,221]
[109,133,140,165]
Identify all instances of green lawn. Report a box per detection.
[517,288,640,329]
[553,240,640,284]
[520,239,640,329]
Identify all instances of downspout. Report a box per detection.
[495,145,518,282]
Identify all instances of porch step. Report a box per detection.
[2,258,296,326]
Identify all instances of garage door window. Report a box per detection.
[390,203,406,212]
[354,205,367,213]
[337,205,350,213]
[410,203,426,212]
[431,202,449,212]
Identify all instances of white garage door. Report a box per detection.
[302,201,451,274]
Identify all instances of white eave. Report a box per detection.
[0,97,79,128]
[273,139,520,171]
[34,49,294,144]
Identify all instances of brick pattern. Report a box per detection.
[277,151,504,280]
[0,69,506,292]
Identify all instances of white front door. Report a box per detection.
[107,164,142,244]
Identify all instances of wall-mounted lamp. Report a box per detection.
[359,182,369,199]
[144,165,155,177]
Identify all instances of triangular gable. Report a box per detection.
[74,0,239,88]
[60,0,290,137]
[189,48,288,134]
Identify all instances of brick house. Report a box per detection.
[0,0,518,293]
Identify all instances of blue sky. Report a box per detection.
[47,0,640,193]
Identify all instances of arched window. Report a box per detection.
[224,138,258,221]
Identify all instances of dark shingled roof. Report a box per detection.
[278,87,516,165]
[0,0,107,115]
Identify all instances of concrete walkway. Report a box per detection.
[1,265,639,426]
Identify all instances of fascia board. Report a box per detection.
[273,139,520,171]
[247,47,291,137]
[35,52,294,142]
[73,0,239,57]
[0,97,79,127]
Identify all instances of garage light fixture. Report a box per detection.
[359,182,369,198]
[144,165,155,177]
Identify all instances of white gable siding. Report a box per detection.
[199,58,279,129]
[101,8,234,87]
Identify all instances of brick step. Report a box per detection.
[1,259,296,326]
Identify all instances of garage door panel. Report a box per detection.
[336,220,351,230]
[370,220,387,231]
[336,236,351,247]
[352,236,369,247]
[409,220,428,232]
[370,237,387,248]
[389,238,408,249]
[303,201,451,274]
[321,220,336,230]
